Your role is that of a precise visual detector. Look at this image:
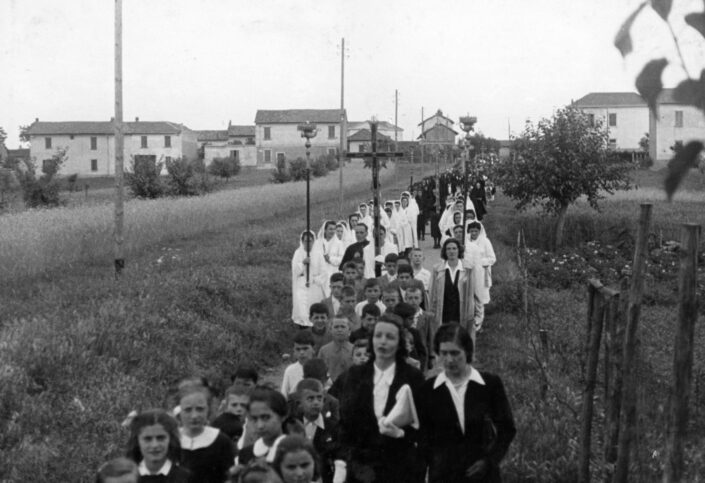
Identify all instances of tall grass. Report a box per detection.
[0,163,388,280]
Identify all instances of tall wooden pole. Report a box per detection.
[370,121,380,261]
[663,223,700,483]
[394,89,398,151]
[614,203,652,483]
[114,0,125,276]
[339,37,345,218]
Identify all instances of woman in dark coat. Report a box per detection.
[338,313,426,483]
[418,324,516,482]
[470,180,487,221]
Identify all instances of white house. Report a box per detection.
[26,118,198,176]
[198,124,257,167]
[573,90,705,168]
[346,128,393,160]
[348,120,403,142]
[254,109,347,166]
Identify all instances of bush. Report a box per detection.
[165,157,203,197]
[66,173,79,192]
[310,157,328,178]
[208,156,241,179]
[289,158,308,181]
[270,156,291,183]
[322,153,339,172]
[125,158,164,198]
[15,148,67,208]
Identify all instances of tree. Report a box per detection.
[615,0,705,199]
[15,147,68,208]
[493,106,634,248]
[0,126,7,146]
[208,156,240,179]
[18,124,31,145]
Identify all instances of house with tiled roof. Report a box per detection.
[346,128,393,160]
[417,109,457,146]
[26,117,198,176]
[197,122,257,166]
[572,89,705,167]
[348,120,403,142]
[254,109,346,166]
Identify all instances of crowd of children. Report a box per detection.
[95,189,507,483]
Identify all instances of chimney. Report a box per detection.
[35,117,39,122]
[135,116,139,122]
[110,117,114,122]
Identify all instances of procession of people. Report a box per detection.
[97,177,515,483]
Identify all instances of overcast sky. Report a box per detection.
[2,0,704,148]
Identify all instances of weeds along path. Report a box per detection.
[0,162,435,482]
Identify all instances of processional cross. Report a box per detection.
[346,121,404,273]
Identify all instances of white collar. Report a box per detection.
[433,366,485,389]
[414,308,423,318]
[304,413,325,430]
[138,459,172,476]
[253,434,287,463]
[373,362,396,386]
[179,426,219,450]
[444,261,464,272]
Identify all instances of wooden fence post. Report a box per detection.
[604,277,628,471]
[663,224,700,483]
[613,203,652,483]
[579,279,606,483]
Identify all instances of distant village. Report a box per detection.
[2,88,702,176]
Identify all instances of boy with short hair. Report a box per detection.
[302,358,340,422]
[337,285,360,332]
[323,272,344,318]
[381,285,401,313]
[309,302,333,350]
[395,264,414,302]
[354,278,385,317]
[377,253,398,289]
[350,303,380,343]
[318,318,354,382]
[212,384,251,441]
[295,379,344,483]
[342,261,358,289]
[410,247,431,292]
[281,330,316,396]
[230,365,259,388]
[405,285,437,370]
[351,338,370,366]
[354,259,367,300]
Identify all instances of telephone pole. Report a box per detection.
[114,0,125,276]
[338,37,346,217]
[394,89,398,150]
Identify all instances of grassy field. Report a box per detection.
[476,167,705,481]
[0,161,435,482]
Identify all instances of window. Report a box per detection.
[264,149,272,163]
[359,144,366,153]
[90,136,97,150]
[42,159,52,171]
[165,156,172,163]
[276,152,285,164]
[45,137,52,149]
[587,114,595,126]
[328,148,337,156]
[230,150,239,160]
[90,159,98,172]
[264,127,271,140]
[141,136,148,148]
[675,110,683,127]
[609,113,617,127]
[164,135,171,148]
[609,138,617,148]
[328,126,336,139]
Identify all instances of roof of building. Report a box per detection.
[418,109,454,126]
[349,120,403,131]
[27,121,189,136]
[196,130,228,142]
[255,109,346,124]
[228,125,255,137]
[498,140,514,148]
[572,92,646,107]
[417,123,459,139]
[348,128,392,142]
[7,148,30,159]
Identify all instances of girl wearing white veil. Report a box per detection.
[291,230,325,327]
[440,210,463,246]
[336,220,354,248]
[394,200,414,255]
[463,221,496,332]
[314,220,345,297]
[401,191,419,248]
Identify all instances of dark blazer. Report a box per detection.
[338,361,426,483]
[418,371,516,483]
[415,311,438,370]
[309,415,342,483]
[339,240,369,270]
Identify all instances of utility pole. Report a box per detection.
[114,0,125,277]
[339,37,346,217]
[394,89,398,151]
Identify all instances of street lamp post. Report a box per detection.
[299,121,318,287]
[459,116,477,231]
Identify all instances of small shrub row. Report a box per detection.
[125,157,224,198]
[270,154,338,184]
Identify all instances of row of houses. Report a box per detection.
[24,110,412,177]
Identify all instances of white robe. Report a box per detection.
[291,242,325,326]
[402,192,420,248]
[396,207,414,251]
[463,225,495,304]
[313,235,344,297]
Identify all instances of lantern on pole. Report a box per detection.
[459,116,477,232]
[298,121,318,287]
